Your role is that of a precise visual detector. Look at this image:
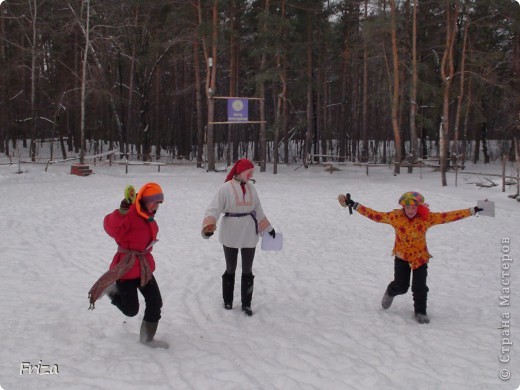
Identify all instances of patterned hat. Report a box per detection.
[399,191,425,206]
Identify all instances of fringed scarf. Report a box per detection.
[88,246,153,310]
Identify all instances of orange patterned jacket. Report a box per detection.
[355,205,473,269]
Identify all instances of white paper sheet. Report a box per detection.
[261,232,284,251]
[477,199,495,217]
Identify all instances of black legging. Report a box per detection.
[223,246,256,275]
[386,257,429,315]
[112,275,163,322]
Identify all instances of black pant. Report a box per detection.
[112,275,163,322]
[387,257,429,315]
[223,246,255,275]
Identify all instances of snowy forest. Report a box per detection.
[1,2,520,389]
[0,0,519,175]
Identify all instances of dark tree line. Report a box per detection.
[0,0,518,177]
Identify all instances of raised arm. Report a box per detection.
[427,207,477,227]
[338,193,394,224]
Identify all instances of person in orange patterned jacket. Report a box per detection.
[338,191,482,324]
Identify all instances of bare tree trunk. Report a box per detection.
[389,0,402,174]
[194,39,204,168]
[320,59,328,163]
[125,50,135,158]
[257,0,269,172]
[29,0,38,161]
[259,90,266,171]
[0,14,5,154]
[439,1,459,186]
[481,121,490,163]
[453,6,469,156]
[227,0,239,166]
[362,0,369,162]
[125,6,139,159]
[316,26,323,163]
[282,41,289,164]
[198,0,219,171]
[513,17,520,165]
[473,118,480,164]
[155,67,161,160]
[304,11,313,168]
[339,31,349,163]
[69,1,124,157]
[79,0,90,165]
[273,0,287,174]
[408,0,418,173]
[461,76,472,164]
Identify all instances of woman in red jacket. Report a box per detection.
[89,182,168,349]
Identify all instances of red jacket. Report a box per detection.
[104,204,158,280]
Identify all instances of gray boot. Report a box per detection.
[381,289,394,310]
[415,312,430,324]
[139,320,169,349]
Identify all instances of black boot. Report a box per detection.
[222,272,235,310]
[241,273,255,316]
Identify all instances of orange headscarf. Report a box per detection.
[135,182,164,221]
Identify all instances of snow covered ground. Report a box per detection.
[0,158,519,390]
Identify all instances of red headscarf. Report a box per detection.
[225,158,254,182]
[416,204,430,220]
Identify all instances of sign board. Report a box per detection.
[227,98,248,122]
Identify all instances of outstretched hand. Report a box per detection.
[338,193,355,214]
[474,206,484,215]
[338,194,347,207]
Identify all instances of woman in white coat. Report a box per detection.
[201,158,275,316]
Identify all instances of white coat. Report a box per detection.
[202,179,272,248]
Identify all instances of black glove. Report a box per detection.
[204,231,214,238]
[119,199,131,213]
[268,228,276,238]
[345,193,355,214]
[345,193,355,207]
[474,206,483,214]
